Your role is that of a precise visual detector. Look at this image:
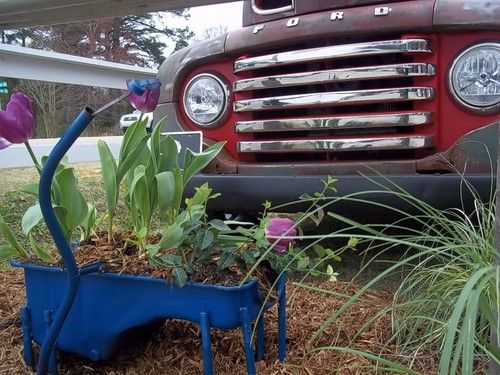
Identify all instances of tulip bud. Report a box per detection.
[0,92,35,144]
[265,217,297,253]
[126,79,161,113]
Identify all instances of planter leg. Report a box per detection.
[240,307,256,375]
[43,310,58,375]
[200,311,214,375]
[21,306,33,368]
[278,283,286,362]
[256,313,265,361]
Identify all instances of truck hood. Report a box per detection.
[243,0,403,26]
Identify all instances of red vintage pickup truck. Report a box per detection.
[155,0,499,214]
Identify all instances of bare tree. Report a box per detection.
[17,80,65,138]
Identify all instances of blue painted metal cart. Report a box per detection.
[14,80,287,375]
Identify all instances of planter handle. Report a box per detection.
[37,108,95,374]
[36,79,152,374]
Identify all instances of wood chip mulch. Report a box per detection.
[0,268,440,375]
[73,232,249,286]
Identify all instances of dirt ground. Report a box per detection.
[0,268,440,375]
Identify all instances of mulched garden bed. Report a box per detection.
[0,268,440,374]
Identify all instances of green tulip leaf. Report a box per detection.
[182,142,225,186]
[20,182,39,196]
[0,213,28,258]
[119,118,147,159]
[172,267,188,288]
[171,166,184,214]
[21,204,44,235]
[0,245,19,258]
[158,136,179,173]
[157,223,184,253]
[98,139,118,214]
[29,233,55,263]
[117,119,150,183]
[155,171,175,214]
[150,122,161,171]
[55,167,88,230]
[116,134,150,184]
[129,166,150,230]
[41,155,69,168]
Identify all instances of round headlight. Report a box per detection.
[183,73,229,127]
[449,42,500,111]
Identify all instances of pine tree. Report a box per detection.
[26,10,194,67]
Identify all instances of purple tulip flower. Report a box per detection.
[0,92,35,144]
[127,79,161,113]
[265,218,297,253]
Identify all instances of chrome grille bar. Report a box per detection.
[235,112,433,133]
[237,136,434,153]
[233,87,434,112]
[234,63,435,92]
[234,39,430,73]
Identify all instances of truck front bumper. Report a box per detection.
[188,173,494,216]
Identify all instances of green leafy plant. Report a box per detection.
[79,203,101,242]
[0,90,96,263]
[147,182,318,288]
[98,117,150,241]
[147,183,231,286]
[0,156,94,263]
[98,117,225,253]
[20,157,89,242]
[143,175,347,288]
[243,176,347,285]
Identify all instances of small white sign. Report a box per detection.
[160,131,203,166]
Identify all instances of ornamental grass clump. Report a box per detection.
[302,174,499,374]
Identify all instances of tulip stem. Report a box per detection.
[24,140,42,175]
[107,220,114,243]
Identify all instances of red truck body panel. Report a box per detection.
[156,0,499,213]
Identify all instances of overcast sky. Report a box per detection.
[161,1,243,54]
[188,1,243,36]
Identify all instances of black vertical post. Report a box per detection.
[490,121,500,375]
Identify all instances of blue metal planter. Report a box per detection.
[16,81,288,374]
[13,261,287,375]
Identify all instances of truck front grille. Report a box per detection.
[232,37,436,158]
